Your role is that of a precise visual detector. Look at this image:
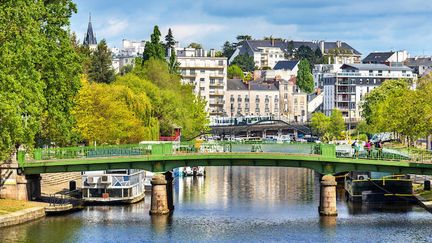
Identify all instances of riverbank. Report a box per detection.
[0,199,48,228]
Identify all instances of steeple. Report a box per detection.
[83,13,97,46]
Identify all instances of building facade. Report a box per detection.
[176,48,228,117]
[231,39,361,69]
[111,39,146,73]
[322,64,416,121]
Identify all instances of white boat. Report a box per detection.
[183,167,193,176]
[81,169,145,204]
[192,166,205,176]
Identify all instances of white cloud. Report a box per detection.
[99,19,129,38]
[162,24,226,45]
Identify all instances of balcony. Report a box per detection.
[210,100,224,106]
[209,83,224,87]
[209,90,224,96]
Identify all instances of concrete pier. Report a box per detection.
[319,174,338,216]
[0,156,41,201]
[149,174,170,215]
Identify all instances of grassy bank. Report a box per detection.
[0,199,46,215]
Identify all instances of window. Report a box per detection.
[284,84,288,90]
[284,93,288,99]
[245,95,249,102]
[200,78,205,82]
[218,60,224,66]
[237,95,242,102]
[210,78,215,84]
[190,70,196,75]
[200,69,205,74]
[230,95,234,102]
[200,87,205,91]
[255,95,260,103]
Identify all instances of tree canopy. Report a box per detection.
[88,39,115,84]
[142,25,165,62]
[188,42,203,49]
[296,59,314,93]
[228,65,244,79]
[231,54,255,72]
[0,0,82,160]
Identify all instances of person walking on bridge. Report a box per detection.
[365,140,372,158]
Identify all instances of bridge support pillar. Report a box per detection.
[319,174,337,216]
[149,174,170,215]
[262,130,267,138]
[165,171,174,212]
[1,155,41,201]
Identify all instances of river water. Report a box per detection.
[1,167,432,242]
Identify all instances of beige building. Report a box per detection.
[225,78,307,122]
[176,48,227,117]
[225,79,279,117]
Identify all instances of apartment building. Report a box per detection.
[111,39,146,73]
[231,39,361,69]
[405,56,432,77]
[225,79,279,117]
[322,64,415,121]
[176,48,228,117]
[278,77,307,123]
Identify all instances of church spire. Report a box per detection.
[83,13,97,46]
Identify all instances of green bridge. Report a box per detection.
[17,142,432,175]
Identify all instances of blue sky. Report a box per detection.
[71,0,432,56]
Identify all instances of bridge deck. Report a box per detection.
[19,151,432,175]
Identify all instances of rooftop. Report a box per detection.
[273,60,299,70]
[340,64,412,71]
[362,52,394,63]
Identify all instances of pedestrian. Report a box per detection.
[365,140,372,158]
[377,140,383,159]
[352,140,359,159]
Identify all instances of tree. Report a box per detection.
[142,25,166,63]
[188,42,202,49]
[168,48,180,74]
[296,59,314,93]
[231,54,255,72]
[0,0,81,160]
[361,79,409,125]
[287,40,295,57]
[244,73,253,82]
[329,109,345,139]
[228,65,244,79]
[295,45,316,67]
[222,41,236,59]
[215,51,224,57]
[119,64,133,76]
[236,35,252,46]
[37,1,82,147]
[165,28,175,49]
[311,112,331,141]
[88,39,115,83]
[72,78,157,145]
[314,48,323,64]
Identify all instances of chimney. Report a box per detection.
[210,49,215,57]
[336,41,342,48]
[271,38,275,47]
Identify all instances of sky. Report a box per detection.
[70,0,432,56]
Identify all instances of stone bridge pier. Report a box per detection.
[149,171,174,215]
[319,174,338,216]
[0,155,41,201]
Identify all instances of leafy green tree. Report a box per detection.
[222,41,236,58]
[119,64,133,76]
[188,42,202,49]
[310,112,331,141]
[231,54,255,72]
[296,59,314,93]
[0,0,82,160]
[37,1,82,147]
[244,73,253,82]
[287,40,295,57]
[215,51,224,57]
[88,39,115,83]
[228,65,244,79]
[142,25,166,62]
[314,48,323,64]
[329,109,345,139]
[361,79,409,125]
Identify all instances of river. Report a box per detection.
[1,167,432,242]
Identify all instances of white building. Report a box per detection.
[111,39,146,73]
[231,39,361,68]
[362,50,409,64]
[176,48,227,117]
[322,64,416,122]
